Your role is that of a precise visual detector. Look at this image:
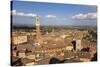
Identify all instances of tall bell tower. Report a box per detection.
[34,15,41,46]
[35,15,41,40]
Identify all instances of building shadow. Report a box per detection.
[49,57,66,64]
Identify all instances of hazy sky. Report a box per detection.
[11,0,97,26]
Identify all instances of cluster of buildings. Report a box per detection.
[11,15,97,66]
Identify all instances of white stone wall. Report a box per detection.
[18,53,25,58]
[76,39,81,51]
[12,36,27,44]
